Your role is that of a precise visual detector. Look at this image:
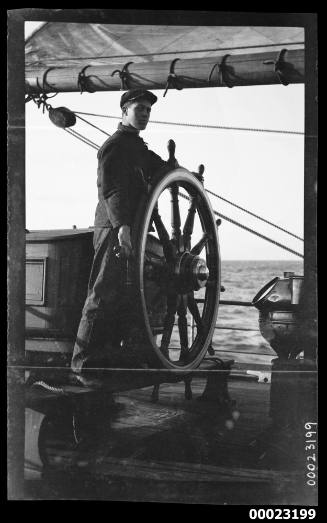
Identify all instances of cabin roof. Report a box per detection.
[26,228,94,242]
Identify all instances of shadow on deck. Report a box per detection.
[23,359,317,505]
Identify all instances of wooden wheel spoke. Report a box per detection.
[137,163,220,370]
[160,294,178,357]
[152,206,174,262]
[191,232,209,255]
[169,183,182,249]
[182,193,197,251]
[187,293,204,334]
[177,295,189,360]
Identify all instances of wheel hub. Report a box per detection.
[174,251,209,293]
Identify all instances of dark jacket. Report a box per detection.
[94,123,167,230]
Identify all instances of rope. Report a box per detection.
[213,209,303,258]
[75,113,111,136]
[148,120,304,136]
[26,41,304,64]
[53,106,303,242]
[178,192,303,258]
[31,381,65,394]
[205,188,303,241]
[215,326,260,332]
[73,112,304,136]
[61,125,304,258]
[65,128,100,149]
[64,128,100,150]
[27,96,110,139]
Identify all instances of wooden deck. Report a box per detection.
[24,367,317,504]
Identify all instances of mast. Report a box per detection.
[26,49,304,94]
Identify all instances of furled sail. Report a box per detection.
[25,23,305,93]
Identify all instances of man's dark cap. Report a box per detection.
[120,88,158,109]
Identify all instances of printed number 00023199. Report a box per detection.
[248,508,316,519]
[305,422,318,487]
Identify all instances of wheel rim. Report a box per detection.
[134,168,221,369]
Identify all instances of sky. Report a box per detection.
[24,22,305,261]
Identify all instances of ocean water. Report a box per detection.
[168,259,303,358]
[213,259,304,355]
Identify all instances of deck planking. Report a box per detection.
[25,374,317,504]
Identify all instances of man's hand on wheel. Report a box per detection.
[117,224,133,258]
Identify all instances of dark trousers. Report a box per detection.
[71,227,127,373]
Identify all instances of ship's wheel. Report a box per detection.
[130,140,221,370]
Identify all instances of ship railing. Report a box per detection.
[190,298,257,343]
[170,298,260,343]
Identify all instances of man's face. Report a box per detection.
[123,98,152,130]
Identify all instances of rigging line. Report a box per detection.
[64,128,100,150]
[60,129,303,257]
[65,128,100,148]
[26,41,305,63]
[178,191,303,258]
[73,112,304,136]
[213,209,304,258]
[65,133,99,150]
[65,116,303,242]
[74,113,111,137]
[73,111,122,118]
[205,188,303,241]
[69,114,303,241]
[148,121,304,136]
